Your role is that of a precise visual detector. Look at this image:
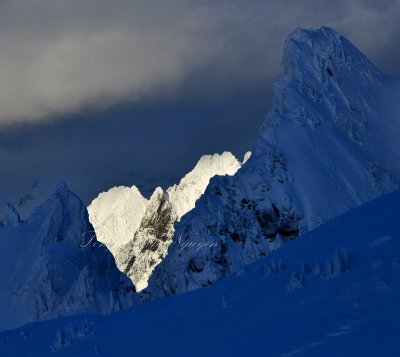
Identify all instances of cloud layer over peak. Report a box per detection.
[0,0,399,124]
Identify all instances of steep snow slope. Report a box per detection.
[1,190,400,356]
[88,151,246,290]
[147,27,400,297]
[0,183,137,332]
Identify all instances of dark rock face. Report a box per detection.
[118,188,177,292]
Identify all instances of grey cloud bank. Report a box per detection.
[0,0,399,124]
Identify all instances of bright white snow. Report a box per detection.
[88,151,246,291]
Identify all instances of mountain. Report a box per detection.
[0,183,138,332]
[1,189,400,356]
[88,151,248,290]
[146,27,400,297]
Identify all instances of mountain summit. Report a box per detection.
[88,151,248,291]
[146,27,400,297]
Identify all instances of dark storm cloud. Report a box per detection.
[0,0,399,124]
[0,85,272,207]
[1,0,400,208]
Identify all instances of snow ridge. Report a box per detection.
[0,182,137,332]
[88,151,247,291]
[145,27,400,298]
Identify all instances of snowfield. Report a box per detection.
[1,190,399,356]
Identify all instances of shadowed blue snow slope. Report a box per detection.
[0,183,138,332]
[1,189,400,356]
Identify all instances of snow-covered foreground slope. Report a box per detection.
[88,151,246,291]
[1,190,400,356]
[147,27,400,297]
[0,183,138,332]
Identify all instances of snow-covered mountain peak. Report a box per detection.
[88,151,243,255]
[281,27,381,84]
[88,185,148,254]
[0,183,137,332]
[146,27,400,298]
[90,27,400,297]
[167,151,242,220]
[28,181,93,247]
[263,27,383,135]
[88,151,244,291]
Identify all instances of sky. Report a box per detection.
[1,0,400,206]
